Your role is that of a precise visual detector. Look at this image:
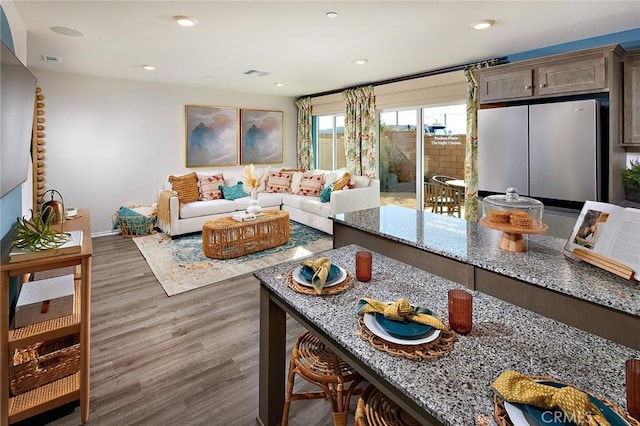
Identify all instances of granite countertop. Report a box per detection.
[255,244,640,426]
[333,205,640,317]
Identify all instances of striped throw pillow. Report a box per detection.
[265,171,293,193]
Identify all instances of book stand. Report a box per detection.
[572,248,639,283]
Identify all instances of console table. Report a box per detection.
[1,210,92,425]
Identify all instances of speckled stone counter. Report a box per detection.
[255,245,640,426]
[332,205,640,317]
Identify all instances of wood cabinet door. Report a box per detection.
[537,57,606,96]
[478,69,533,103]
[624,54,640,144]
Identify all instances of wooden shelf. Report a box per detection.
[1,210,92,425]
[8,373,80,424]
[8,279,81,351]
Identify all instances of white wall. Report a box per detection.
[34,70,297,235]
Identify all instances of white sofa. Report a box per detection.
[157,169,380,237]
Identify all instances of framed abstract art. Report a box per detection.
[185,105,238,167]
[240,109,283,164]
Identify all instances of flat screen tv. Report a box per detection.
[1,41,37,197]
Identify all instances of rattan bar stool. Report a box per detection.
[282,331,364,426]
[355,384,419,426]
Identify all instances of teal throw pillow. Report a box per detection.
[219,181,248,200]
[320,183,334,203]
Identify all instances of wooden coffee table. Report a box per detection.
[202,210,290,259]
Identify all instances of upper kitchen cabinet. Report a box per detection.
[478,45,624,104]
[623,50,640,145]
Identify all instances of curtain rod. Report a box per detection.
[299,57,507,100]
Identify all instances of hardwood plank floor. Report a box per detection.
[16,234,360,426]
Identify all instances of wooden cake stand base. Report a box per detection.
[480,218,549,252]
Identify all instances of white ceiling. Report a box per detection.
[12,1,640,98]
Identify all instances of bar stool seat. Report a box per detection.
[355,384,419,426]
[282,331,364,426]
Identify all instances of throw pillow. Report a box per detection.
[198,173,225,201]
[350,175,371,188]
[333,172,351,191]
[320,183,334,203]
[290,171,304,194]
[265,171,293,193]
[298,172,325,196]
[169,172,200,204]
[219,181,248,200]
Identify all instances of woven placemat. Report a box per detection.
[356,314,456,360]
[286,270,356,295]
[492,376,640,426]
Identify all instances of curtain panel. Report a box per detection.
[295,97,313,170]
[464,59,504,221]
[343,86,377,178]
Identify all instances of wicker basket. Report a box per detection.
[115,205,156,238]
[10,333,80,396]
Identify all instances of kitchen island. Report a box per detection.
[332,205,640,349]
[255,245,640,426]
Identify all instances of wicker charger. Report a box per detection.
[492,375,640,426]
[286,269,355,295]
[357,314,456,361]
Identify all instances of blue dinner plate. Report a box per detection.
[374,309,433,339]
[514,381,628,426]
[300,264,340,283]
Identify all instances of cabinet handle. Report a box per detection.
[524,85,532,90]
[539,83,548,88]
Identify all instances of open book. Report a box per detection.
[564,201,640,281]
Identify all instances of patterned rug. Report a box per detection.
[133,221,333,296]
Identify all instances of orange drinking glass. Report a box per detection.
[355,251,372,282]
[448,289,473,334]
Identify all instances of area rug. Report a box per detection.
[133,221,332,296]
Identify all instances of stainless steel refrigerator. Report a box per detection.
[478,99,600,204]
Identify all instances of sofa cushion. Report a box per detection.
[333,172,351,191]
[234,192,283,210]
[320,183,334,203]
[169,172,200,204]
[350,175,371,188]
[298,173,325,196]
[282,194,331,216]
[265,171,293,193]
[220,181,249,200]
[198,173,225,200]
[180,199,236,219]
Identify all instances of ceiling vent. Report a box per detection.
[243,69,271,77]
[41,54,62,63]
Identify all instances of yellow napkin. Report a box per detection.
[492,370,610,426]
[356,297,447,330]
[300,257,331,294]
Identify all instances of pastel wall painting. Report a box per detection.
[185,105,238,167]
[241,109,283,164]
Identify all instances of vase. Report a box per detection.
[623,182,640,203]
[247,189,262,214]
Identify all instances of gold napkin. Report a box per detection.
[356,297,446,330]
[300,257,331,294]
[492,370,610,426]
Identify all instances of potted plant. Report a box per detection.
[622,158,640,203]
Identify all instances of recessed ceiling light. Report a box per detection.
[142,65,156,71]
[354,59,368,65]
[50,26,83,37]
[326,11,338,18]
[274,83,284,87]
[173,15,198,27]
[471,19,495,30]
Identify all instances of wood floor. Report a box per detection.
[16,234,360,426]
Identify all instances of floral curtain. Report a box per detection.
[464,59,503,221]
[295,97,313,170]
[343,85,376,177]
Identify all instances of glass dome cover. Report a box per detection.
[482,188,544,229]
